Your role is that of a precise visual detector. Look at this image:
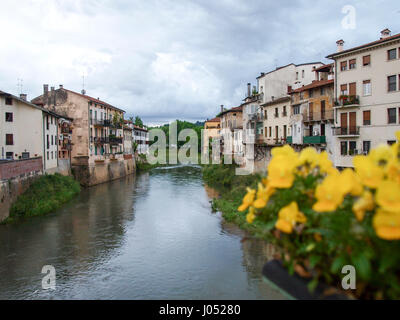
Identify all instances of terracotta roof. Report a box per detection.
[219,106,243,117]
[133,125,148,132]
[290,79,334,93]
[314,63,333,72]
[261,96,291,107]
[326,32,400,59]
[205,117,220,123]
[256,62,323,79]
[64,89,125,113]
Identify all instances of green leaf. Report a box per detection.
[330,255,347,274]
[309,255,322,268]
[351,253,371,281]
[307,277,319,293]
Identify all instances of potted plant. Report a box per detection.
[237,131,400,299]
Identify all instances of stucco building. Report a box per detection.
[219,106,243,164]
[32,85,134,186]
[326,29,400,168]
[202,117,221,157]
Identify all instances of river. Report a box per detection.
[0,165,285,299]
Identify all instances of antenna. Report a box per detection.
[17,78,23,94]
[81,73,86,95]
[274,59,278,69]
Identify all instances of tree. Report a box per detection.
[135,116,143,128]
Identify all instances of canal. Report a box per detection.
[0,165,285,299]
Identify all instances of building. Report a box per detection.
[202,117,220,157]
[219,105,243,164]
[288,64,335,155]
[326,28,400,168]
[32,85,134,186]
[133,125,149,155]
[0,90,43,161]
[123,120,134,155]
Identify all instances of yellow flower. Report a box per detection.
[275,202,306,234]
[352,191,374,222]
[313,174,345,212]
[318,151,334,174]
[238,188,256,212]
[253,183,275,209]
[369,144,394,167]
[339,168,363,196]
[375,180,400,213]
[246,207,256,224]
[268,155,296,189]
[271,145,298,160]
[373,209,400,240]
[386,158,400,184]
[353,155,384,189]
[298,147,319,168]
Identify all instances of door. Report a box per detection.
[309,102,314,121]
[283,125,287,140]
[321,123,325,136]
[341,113,348,135]
[321,100,326,120]
[349,112,357,134]
[349,82,357,96]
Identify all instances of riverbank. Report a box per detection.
[202,164,272,237]
[2,173,81,224]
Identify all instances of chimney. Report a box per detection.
[59,84,63,89]
[43,84,48,95]
[380,28,391,39]
[81,89,86,95]
[247,83,251,97]
[336,39,345,52]
[20,94,27,101]
[50,86,56,106]
[220,105,224,113]
[260,72,265,77]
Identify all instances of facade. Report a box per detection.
[32,85,134,186]
[326,29,400,167]
[0,90,44,162]
[288,64,335,155]
[133,126,149,155]
[203,117,220,157]
[219,106,243,163]
[123,120,134,155]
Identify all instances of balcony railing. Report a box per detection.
[109,136,123,144]
[335,95,360,107]
[333,126,360,136]
[303,110,334,122]
[303,135,327,144]
[91,119,111,127]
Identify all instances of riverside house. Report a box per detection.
[288,64,335,155]
[219,105,243,164]
[133,125,149,155]
[326,28,400,168]
[32,85,134,186]
[202,116,221,158]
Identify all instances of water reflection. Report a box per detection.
[0,166,285,300]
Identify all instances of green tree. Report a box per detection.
[135,116,143,128]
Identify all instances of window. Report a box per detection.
[363,141,371,154]
[388,49,397,60]
[5,134,13,145]
[275,108,279,118]
[22,152,29,159]
[51,135,53,145]
[6,152,13,160]
[269,127,272,137]
[320,87,325,95]
[363,55,371,66]
[5,112,13,122]
[283,106,287,117]
[309,89,313,98]
[302,70,305,78]
[340,84,348,95]
[388,108,397,124]
[5,97,12,105]
[349,141,357,155]
[363,80,371,96]
[293,105,300,115]
[47,134,49,149]
[388,75,397,92]
[340,61,347,71]
[296,72,299,80]
[341,141,348,156]
[349,59,356,69]
[47,152,49,160]
[363,110,371,125]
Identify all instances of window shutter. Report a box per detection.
[363,55,370,65]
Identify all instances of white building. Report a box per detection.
[326,28,400,168]
[133,126,149,155]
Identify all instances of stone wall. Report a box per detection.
[0,158,43,222]
[72,157,136,187]
[45,159,71,176]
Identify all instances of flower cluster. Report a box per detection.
[237,132,400,298]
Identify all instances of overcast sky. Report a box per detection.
[0,0,399,125]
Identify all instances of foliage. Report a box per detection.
[237,132,400,299]
[135,116,144,128]
[6,174,81,222]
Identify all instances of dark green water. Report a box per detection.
[0,165,284,299]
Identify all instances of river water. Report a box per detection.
[0,165,285,299]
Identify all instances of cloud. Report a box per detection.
[0,0,399,126]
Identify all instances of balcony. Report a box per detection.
[91,119,111,127]
[92,137,109,144]
[303,110,334,122]
[303,135,326,144]
[286,136,293,144]
[333,126,360,137]
[335,95,360,108]
[109,136,123,144]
